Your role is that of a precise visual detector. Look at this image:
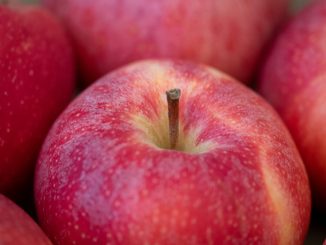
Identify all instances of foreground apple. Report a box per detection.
[0,4,75,199]
[258,0,326,212]
[0,194,51,245]
[35,60,310,244]
[42,0,290,85]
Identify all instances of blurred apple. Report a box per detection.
[0,3,75,200]
[259,0,326,212]
[0,194,51,245]
[41,0,291,85]
[35,60,310,244]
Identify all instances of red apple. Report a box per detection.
[41,0,290,85]
[258,0,326,212]
[0,194,51,245]
[0,4,75,199]
[35,60,310,244]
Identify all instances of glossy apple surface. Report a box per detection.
[0,194,51,245]
[0,4,75,199]
[258,0,326,212]
[41,0,290,84]
[35,60,310,244]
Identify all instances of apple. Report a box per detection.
[258,0,326,212]
[0,3,75,200]
[41,0,290,85]
[35,60,310,244]
[0,194,51,245]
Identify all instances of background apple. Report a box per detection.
[35,60,310,244]
[258,0,326,214]
[40,0,291,85]
[0,3,75,202]
[0,194,51,245]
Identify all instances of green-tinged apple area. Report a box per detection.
[35,60,310,244]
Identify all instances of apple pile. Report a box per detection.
[0,0,324,244]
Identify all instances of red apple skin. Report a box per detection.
[41,0,290,85]
[0,5,75,198]
[0,194,51,245]
[258,0,326,212]
[35,60,310,244]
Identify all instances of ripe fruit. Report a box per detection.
[35,60,310,244]
[258,0,326,212]
[0,194,51,245]
[42,0,290,84]
[0,4,75,199]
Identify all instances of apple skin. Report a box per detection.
[0,5,75,199]
[41,0,290,85]
[35,60,310,244]
[258,0,326,212]
[0,194,51,245]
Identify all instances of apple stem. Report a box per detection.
[166,88,181,149]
